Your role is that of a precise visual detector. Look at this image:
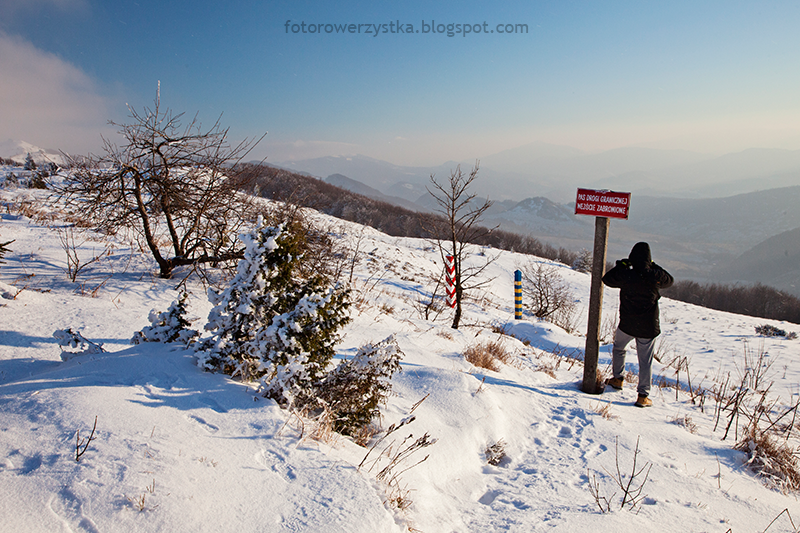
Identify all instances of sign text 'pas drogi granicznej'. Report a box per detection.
[574,188,631,220]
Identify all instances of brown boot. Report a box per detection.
[635,395,652,408]
[606,377,624,390]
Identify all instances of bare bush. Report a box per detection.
[0,238,13,267]
[687,343,800,493]
[520,261,578,330]
[756,324,797,339]
[588,436,653,513]
[75,416,97,462]
[411,271,448,322]
[594,402,618,421]
[57,226,112,282]
[572,248,592,273]
[599,309,618,344]
[550,298,580,333]
[359,415,436,513]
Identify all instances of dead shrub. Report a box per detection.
[485,439,507,466]
[490,323,509,336]
[599,310,617,344]
[359,414,436,514]
[520,262,573,320]
[735,421,800,493]
[588,436,652,513]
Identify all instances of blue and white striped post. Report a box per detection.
[514,269,522,320]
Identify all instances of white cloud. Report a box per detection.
[0,32,111,155]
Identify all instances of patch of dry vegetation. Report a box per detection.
[463,340,513,372]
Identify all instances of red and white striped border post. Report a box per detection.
[445,255,456,308]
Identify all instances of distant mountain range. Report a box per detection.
[5,139,798,294]
[324,174,425,212]
[275,143,800,203]
[713,227,800,297]
[312,161,800,292]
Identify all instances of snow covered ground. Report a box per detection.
[1,181,799,532]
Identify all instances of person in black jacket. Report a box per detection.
[601,242,673,407]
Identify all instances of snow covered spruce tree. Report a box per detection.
[131,292,198,345]
[197,217,350,407]
[317,335,403,437]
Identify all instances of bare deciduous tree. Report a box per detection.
[59,88,265,279]
[427,162,495,329]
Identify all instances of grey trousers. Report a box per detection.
[611,327,655,397]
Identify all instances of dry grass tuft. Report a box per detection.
[463,340,512,372]
[537,361,557,378]
[669,414,698,434]
[490,323,509,336]
[353,422,381,448]
[436,329,454,341]
[594,402,618,420]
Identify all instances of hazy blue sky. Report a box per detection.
[2,0,799,165]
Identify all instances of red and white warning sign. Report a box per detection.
[445,255,456,308]
[574,188,631,220]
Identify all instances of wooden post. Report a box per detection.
[514,269,522,320]
[582,216,610,394]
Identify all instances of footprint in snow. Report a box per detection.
[478,490,500,505]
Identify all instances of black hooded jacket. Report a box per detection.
[602,242,674,338]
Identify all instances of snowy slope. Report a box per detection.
[1,186,799,532]
[0,139,67,166]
